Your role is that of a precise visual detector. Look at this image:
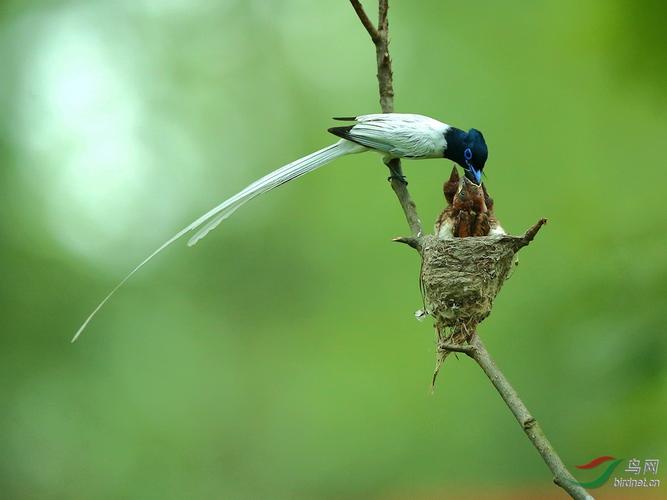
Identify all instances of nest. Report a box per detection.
[420,234,523,328]
[395,219,547,386]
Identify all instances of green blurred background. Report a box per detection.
[1,0,665,498]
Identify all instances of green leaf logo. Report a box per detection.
[570,456,623,489]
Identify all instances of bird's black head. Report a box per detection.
[444,127,488,184]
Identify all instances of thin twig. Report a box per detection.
[392,236,422,251]
[349,0,423,237]
[437,342,475,354]
[520,217,547,246]
[467,333,593,500]
[349,0,380,43]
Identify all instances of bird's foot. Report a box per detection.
[384,158,408,185]
[387,174,408,185]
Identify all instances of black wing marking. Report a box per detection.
[330,124,404,153]
[332,116,358,121]
[328,125,374,149]
[328,125,354,140]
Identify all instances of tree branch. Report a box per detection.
[467,333,593,500]
[375,0,394,114]
[349,0,423,237]
[350,3,588,498]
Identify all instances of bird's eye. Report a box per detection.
[464,148,473,160]
[459,191,465,198]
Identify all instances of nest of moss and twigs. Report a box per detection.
[394,219,547,387]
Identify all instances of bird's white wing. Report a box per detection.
[349,113,448,159]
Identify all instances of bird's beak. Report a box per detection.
[471,167,482,184]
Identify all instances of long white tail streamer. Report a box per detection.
[72,140,365,342]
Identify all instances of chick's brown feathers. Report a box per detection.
[435,168,502,238]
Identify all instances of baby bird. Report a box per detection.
[435,167,504,239]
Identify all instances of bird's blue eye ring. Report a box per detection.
[464,148,473,160]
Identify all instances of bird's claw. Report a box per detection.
[387,174,408,185]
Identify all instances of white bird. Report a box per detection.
[73,113,489,341]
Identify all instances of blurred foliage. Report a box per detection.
[1,0,666,498]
